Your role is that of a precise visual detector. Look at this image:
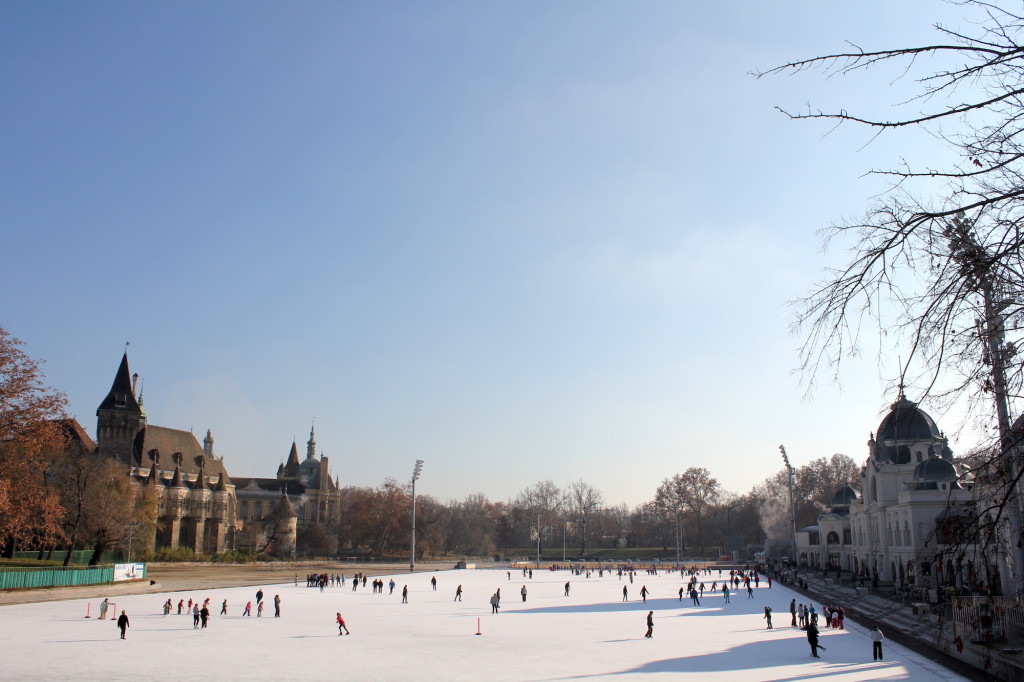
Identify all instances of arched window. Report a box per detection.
[826,531,840,544]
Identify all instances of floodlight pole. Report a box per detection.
[779,445,796,567]
[410,460,423,573]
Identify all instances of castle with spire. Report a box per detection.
[86,351,342,557]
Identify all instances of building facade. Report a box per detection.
[87,352,342,557]
[795,394,1002,594]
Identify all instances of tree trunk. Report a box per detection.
[89,538,107,566]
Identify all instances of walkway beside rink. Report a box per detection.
[0,567,973,681]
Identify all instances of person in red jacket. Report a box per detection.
[336,612,350,635]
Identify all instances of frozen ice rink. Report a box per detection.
[2,567,967,681]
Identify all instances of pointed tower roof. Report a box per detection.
[97,352,141,412]
[170,464,184,487]
[215,471,228,492]
[274,489,298,519]
[146,464,161,486]
[283,442,301,477]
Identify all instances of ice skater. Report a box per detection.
[871,625,884,660]
[806,620,825,658]
[622,585,628,602]
[116,610,129,639]
[790,599,796,627]
[455,584,463,601]
[99,598,109,620]
[644,611,654,638]
[521,585,527,602]
[221,599,228,615]
[243,601,252,616]
[336,612,350,635]
[431,576,437,591]
[274,594,281,617]
[402,585,408,603]
[565,582,570,596]
[763,606,773,629]
[640,585,649,603]
[490,593,499,613]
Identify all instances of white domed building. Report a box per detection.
[796,394,988,593]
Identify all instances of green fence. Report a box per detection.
[0,565,115,590]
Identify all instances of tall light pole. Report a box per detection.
[410,459,423,573]
[779,445,797,567]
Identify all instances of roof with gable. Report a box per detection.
[136,425,231,486]
[97,352,140,413]
[55,418,97,452]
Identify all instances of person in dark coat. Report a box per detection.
[640,585,649,602]
[806,621,825,657]
[402,585,408,603]
[521,585,527,602]
[455,584,463,601]
[117,611,129,639]
[274,594,281,617]
[256,588,264,606]
[200,605,210,629]
[790,599,797,626]
[763,606,773,629]
[644,611,654,638]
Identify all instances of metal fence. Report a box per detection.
[0,565,115,590]
[952,596,1024,644]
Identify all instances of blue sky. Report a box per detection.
[1,1,980,507]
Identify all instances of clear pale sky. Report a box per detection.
[0,1,983,507]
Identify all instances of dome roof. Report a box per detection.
[913,456,958,482]
[876,396,941,442]
[831,484,860,507]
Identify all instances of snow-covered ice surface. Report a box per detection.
[3,568,967,681]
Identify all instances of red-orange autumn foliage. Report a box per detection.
[0,327,68,553]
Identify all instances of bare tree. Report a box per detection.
[515,480,562,555]
[758,0,1024,592]
[756,2,1024,410]
[565,479,604,556]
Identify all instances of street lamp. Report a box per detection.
[779,445,797,567]
[410,460,423,573]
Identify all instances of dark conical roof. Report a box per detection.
[146,465,161,486]
[215,471,228,492]
[283,442,301,477]
[273,489,298,519]
[97,352,140,413]
[170,464,184,487]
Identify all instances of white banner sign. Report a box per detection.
[113,563,145,582]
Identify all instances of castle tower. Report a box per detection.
[203,429,215,458]
[96,352,146,467]
[306,422,316,461]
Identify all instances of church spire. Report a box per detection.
[306,421,316,461]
